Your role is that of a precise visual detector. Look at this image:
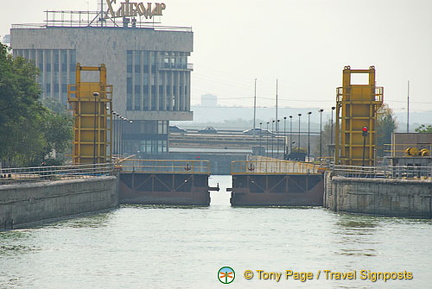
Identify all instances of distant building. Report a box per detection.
[10,6,193,154]
[2,34,10,44]
[201,94,217,107]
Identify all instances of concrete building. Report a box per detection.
[10,9,193,154]
[201,94,217,107]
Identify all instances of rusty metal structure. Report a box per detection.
[335,66,383,166]
[229,157,325,206]
[118,159,218,205]
[68,63,113,164]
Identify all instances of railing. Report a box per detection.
[120,159,210,174]
[12,21,192,32]
[0,163,115,184]
[331,165,432,180]
[231,157,324,175]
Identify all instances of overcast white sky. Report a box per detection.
[1,0,432,113]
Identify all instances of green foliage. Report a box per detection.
[415,124,432,133]
[0,42,73,167]
[376,104,397,157]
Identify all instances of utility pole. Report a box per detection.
[275,79,279,132]
[253,78,257,136]
[407,80,410,133]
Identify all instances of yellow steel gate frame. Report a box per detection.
[335,66,383,166]
[68,63,113,164]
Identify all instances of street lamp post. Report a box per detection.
[319,108,324,162]
[277,119,280,158]
[93,92,99,164]
[307,112,312,161]
[112,112,117,154]
[330,106,336,160]
[289,116,293,155]
[266,121,269,157]
[259,122,262,155]
[298,114,302,151]
[271,120,275,158]
[283,117,287,159]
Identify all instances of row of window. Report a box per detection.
[14,49,77,103]
[126,50,190,112]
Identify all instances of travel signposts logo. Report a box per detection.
[218,266,235,284]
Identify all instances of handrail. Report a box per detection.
[231,157,324,175]
[0,163,115,185]
[331,165,432,180]
[120,159,210,174]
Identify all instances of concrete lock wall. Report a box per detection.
[325,174,432,218]
[0,176,118,230]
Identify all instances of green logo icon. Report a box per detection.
[218,266,235,284]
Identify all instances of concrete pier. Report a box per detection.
[0,176,118,230]
[325,174,432,218]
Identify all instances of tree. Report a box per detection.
[415,124,432,133]
[376,104,398,157]
[0,42,73,167]
[41,106,73,165]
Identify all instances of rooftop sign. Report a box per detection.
[105,0,166,19]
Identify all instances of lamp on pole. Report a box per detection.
[92,92,99,164]
[277,119,280,158]
[271,120,275,158]
[266,121,269,157]
[283,117,287,159]
[307,112,312,161]
[330,106,336,160]
[298,114,302,151]
[112,112,117,155]
[289,116,293,155]
[259,122,263,155]
[319,108,324,162]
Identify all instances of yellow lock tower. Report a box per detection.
[335,66,383,166]
[68,63,113,164]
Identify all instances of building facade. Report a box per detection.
[10,12,193,155]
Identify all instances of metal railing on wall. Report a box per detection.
[120,159,210,174]
[0,163,115,184]
[231,157,324,175]
[331,165,432,180]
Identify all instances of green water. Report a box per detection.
[1,175,431,288]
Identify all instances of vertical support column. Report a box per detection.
[155,52,160,111]
[175,71,180,111]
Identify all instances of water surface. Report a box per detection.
[1,175,430,288]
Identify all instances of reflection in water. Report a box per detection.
[333,215,380,258]
[0,230,40,256]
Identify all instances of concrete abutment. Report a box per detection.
[324,173,432,218]
[0,176,118,230]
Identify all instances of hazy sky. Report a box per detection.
[1,0,431,113]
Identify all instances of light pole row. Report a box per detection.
[257,106,337,162]
[111,111,133,156]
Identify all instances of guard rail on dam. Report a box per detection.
[0,163,118,230]
[120,159,210,174]
[330,165,432,179]
[0,163,115,183]
[231,157,324,175]
[325,165,432,218]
